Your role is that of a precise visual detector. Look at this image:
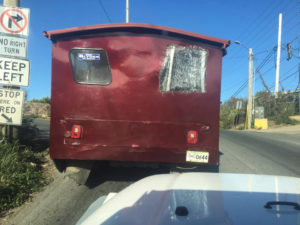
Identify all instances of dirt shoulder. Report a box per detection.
[255,124,300,134]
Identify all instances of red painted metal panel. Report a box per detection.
[43,23,230,50]
[47,24,229,165]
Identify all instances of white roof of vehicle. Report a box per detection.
[78,173,300,225]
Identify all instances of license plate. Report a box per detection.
[186,150,209,163]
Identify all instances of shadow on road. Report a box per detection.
[86,163,170,189]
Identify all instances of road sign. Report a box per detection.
[0,88,24,126]
[0,6,29,36]
[0,35,27,58]
[0,56,30,86]
[236,100,242,110]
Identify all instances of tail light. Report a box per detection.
[187,130,198,144]
[71,125,82,139]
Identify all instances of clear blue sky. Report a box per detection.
[2,0,299,102]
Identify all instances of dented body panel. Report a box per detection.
[45,23,230,165]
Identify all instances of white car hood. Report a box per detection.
[77,173,300,225]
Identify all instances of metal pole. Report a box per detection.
[252,61,255,119]
[297,63,300,114]
[275,13,282,98]
[3,0,20,141]
[247,48,253,129]
[126,0,129,23]
[3,0,19,6]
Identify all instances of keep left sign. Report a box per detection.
[0,56,30,86]
[0,6,29,36]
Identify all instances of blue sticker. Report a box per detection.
[78,53,100,60]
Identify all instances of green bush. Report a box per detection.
[220,107,238,129]
[274,112,297,125]
[220,91,299,129]
[29,97,51,104]
[0,142,47,214]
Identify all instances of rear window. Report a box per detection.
[160,45,208,93]
[69,48,112,85]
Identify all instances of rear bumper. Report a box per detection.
[50,144,219,165]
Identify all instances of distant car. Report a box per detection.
[76,173,300,225]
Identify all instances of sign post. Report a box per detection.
[0,2,30,141]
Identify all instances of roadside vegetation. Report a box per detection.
[0,116,49,216]
[220,91,300,129]
[0,142,47,214]
[29,97,51,104]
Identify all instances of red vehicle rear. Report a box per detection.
[44,23,230,178]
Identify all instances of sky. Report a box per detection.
[1,0,299,102]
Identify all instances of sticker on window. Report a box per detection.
[69,48,112,85]
[186,150,209,163]
[78,53,101,61]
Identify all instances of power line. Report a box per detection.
[232,80,248,98]
[97,0,112,23]
[229,0,283,55]
[225,49,272,94]
[280,70,299,83]
[230,34,299,98]
[268,70,299,89]
[231,50,274,98]
[253,70,299,103]
[230,0,292,57]
[244,0,294,45]
[255,3,299,49]
[224,1,298,98]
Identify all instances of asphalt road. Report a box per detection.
[4,123,300,225]
[33,119,50,139]
[219,130,300,177]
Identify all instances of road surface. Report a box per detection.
[3,125,300,225]
[219,130,300,177]
[33,119,50,139]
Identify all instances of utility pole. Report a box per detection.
[3,0,20,141]
[247,48,253,129]
[275,13,282,98]
[297,63,300,114]
[234,40,254,129]
[4,0,19,6]
[126,0,129,23]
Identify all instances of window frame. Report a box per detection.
[159,45,208,93]
[69,47,112,86]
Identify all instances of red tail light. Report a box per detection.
[71,125,82,139]
[187,130,198,144]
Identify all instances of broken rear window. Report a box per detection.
[69,48,112,85]
[160,45,208,92]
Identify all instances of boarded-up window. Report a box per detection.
[69,48,112,85]
[160,45,208,92]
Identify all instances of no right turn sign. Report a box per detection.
[0,6,29,36]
